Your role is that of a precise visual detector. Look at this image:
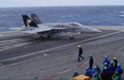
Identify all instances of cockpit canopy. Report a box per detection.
[68,22,83,27]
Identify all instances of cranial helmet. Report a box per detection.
[113,57,117,60]
[110,61,113,64]
[89,54,92,57]
[103,66,107,70]
[85,67,89,70]
[78,45,80,48]
[104,56,108,59]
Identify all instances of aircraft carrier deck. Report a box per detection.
[0,26,124,80]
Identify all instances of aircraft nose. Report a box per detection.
[91,28,102,32]
[80,26,102,33]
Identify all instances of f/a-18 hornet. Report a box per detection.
[15,14,101,40]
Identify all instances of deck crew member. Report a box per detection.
[77,45,84,62]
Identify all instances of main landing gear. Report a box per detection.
[70,36,74,40]
[39,35,51,40]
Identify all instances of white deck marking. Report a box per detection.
[103,53,112,56]
[58,69,70,75]
[84,61,88,64]
[0,35,4,37]
[43,54,48,56]
[0,39,29,46]
[92,26,124,31]
[118,47,124,51]
[0,42,31,52]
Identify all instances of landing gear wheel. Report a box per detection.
[70,36,74,40]
[47,35,51,39]
[39,36,44,40]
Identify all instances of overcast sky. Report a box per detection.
[0,0,124,8]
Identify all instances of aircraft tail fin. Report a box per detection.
[31,14,42,24]
[21,15,38,27]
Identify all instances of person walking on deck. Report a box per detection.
[77,45,84,62]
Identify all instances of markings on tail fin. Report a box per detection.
[26,19,29,27]
[21,14,38,27]
[34,16,39,21]
[31,14,42,24]
[22,15,30,27]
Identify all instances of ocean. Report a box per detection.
[0,6,124,32]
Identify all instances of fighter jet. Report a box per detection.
[14,14,101,40]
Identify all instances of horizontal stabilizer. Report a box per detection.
[23,26,52,34]
[10,26,25,31]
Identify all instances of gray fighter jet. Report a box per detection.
[16,14,101,40]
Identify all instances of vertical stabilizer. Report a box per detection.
[31,14,42,24]
[21,15,38,27]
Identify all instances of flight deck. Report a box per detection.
[0,26,124,80]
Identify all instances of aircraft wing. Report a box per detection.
[52,27,67,30]
[23,27,51,34]
[23,26,67,34]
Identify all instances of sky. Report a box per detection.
[0,0,124,8]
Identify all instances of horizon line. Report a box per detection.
[0,5,124,8]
